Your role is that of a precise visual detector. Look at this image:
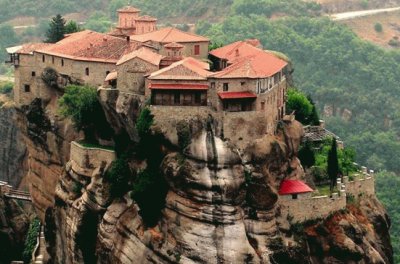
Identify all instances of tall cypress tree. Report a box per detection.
[46,14,66,43]
[327,138,339,192]
[307,95,320,126]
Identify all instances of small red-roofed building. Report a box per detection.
[279,179,314,200]
[147,57,211,106]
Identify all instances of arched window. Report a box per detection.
[42,55,45,62]
[85,67,89,76]
[61,59,64,67]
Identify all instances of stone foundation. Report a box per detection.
[69,141,116,177]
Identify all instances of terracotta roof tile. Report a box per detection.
[136,15,157,22]
[149,83,208,90]
[303,126,340,142]
[130,27,209,43]
[149,57,211,80]
[117,47,164,66]
[164,42,184,49]
[211,51,287,79]
[279,180,313,195]
[36,30,140,63]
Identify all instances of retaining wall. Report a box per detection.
[279,191,346,223]
[344,173,375,198]
[69,141,116,177]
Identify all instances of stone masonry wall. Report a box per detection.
[344,174,375,198]
[69,141,116,177]
[279,191,346,223]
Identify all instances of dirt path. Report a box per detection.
[330,6,400,21]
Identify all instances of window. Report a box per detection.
[31,71,36,77]
[241,82,245,86]
[174,92,180,104]
[211,82,215,89]
[194,45,200,55]
[195,93,201,104]
[24,84,30,92]
[42,55,45,62]
[61,59,64,67]
[85,67,89,76]
[106,71,110,76]
[223,83,229,91]
[292,194,298,200]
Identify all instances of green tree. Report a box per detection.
[65,20,82,34]
[85,12,112,33]
[327,138,339,192]
[307,95,320,125]
[298,141,315,169]
[58,85,108,142]
[46,14,66,43]
[286,88,313,124]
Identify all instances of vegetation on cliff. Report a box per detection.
[22,217,40,263]
[58,85,112,142]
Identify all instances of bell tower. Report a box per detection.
[117,6,141,30]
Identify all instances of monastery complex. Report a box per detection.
[6,5,288,135]
[6,6,377,224]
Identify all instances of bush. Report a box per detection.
[105,156,132,197]
[59,85,112,141]
[22,218,40,263]
[136,107,154,138]
[374,23,383,33]
[41,67,59,88]
[286,88,313,124]
[0,81,13,94]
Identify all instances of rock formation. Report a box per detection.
[11,90,393,263]
[0,94,27,187]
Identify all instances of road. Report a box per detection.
[330,6,400,21]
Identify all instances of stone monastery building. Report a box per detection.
[6,6,289,133]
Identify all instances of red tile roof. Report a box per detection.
[164,42,184,49]
[149,57,211,80]
[118,6,141,13]
[117,47,164,66]
[149,83,208,90]
[218,92,257,100]
[130,27,209,43]
[36,30,140,63]
[279,180,313,195]
[211,51,287,79]
[17,43,54,54]
[136,15,157,22]
[210,41,262,62]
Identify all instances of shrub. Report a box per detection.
[299,141,316,169]
[59,85,112,142]
[22,218,40,263]
[105,156,132,197]
[41,67,59,88]
[0,81,13,94]
[72,181,83,195]
[374,23,383,33]
[286,88,313,124]
[136,107,154,138]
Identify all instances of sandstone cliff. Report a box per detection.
[0,94,27,187]
[14,90,393,263]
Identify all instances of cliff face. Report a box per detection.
[15,90,393,263]
[0,95,27,187]
[0,188,31,263]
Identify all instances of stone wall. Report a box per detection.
[279,191,346,223]
[69,141,116,177]
[344,172,375,198]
